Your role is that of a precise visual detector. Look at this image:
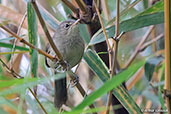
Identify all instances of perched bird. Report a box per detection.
[45,19,85,108]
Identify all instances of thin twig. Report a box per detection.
[94,0,112,74]
[106,0,120,113]
[17,12,28,35]
[28,88,48,114]
[61,0,79,14]
[123,26,154,69]
[10,12,27,69]
[0,25,55,61]
[93,1,111,50]
[0,59,23,79]
[140,33,164,52]
[114,0,120,38]
[31,0,63,61]
[75,0,87,14]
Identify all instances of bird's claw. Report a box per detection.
[69,74,79,87]
[55,60,70,72]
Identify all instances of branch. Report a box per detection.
[0,25,54,61]
[123,26,154,69]
[139,33,164,52]
[31,0,63,61]
[93,1,111,50]
[106,0,120,113]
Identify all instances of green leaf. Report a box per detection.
[0,42,29,51]
[0,73,66,96]
[27,2,38,78]
[140,1,164,15]
[143,0,149,9]
[89,1,164,45]
[0,51,28,55]
[144,56,164,81]
[83,49,145,113]
[83,49,109,82]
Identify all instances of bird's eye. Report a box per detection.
[64,23,70,28]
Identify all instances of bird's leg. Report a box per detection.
[69,73,79,87]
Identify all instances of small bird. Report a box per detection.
[45,19,85,108]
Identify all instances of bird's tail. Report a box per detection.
[54,72,67,109]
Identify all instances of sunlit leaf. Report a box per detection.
[0,51,28,55]
[0,73,65,96]
[0,42,29,51]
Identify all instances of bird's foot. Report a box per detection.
[55,60,70,72]
[69,74,79,87]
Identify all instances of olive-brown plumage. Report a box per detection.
[45,20,84,108]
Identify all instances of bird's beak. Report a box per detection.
[71,19,80,28]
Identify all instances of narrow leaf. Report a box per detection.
[27,2,38,78]
[83,49,144,113]
[0,42,29,51]
[0,73,66,96]
[90,1,164,45]
[74,52,144,112]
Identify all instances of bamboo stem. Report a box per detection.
[93,1,111,50]
[164,0,171,112]
[106,0,120,113]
